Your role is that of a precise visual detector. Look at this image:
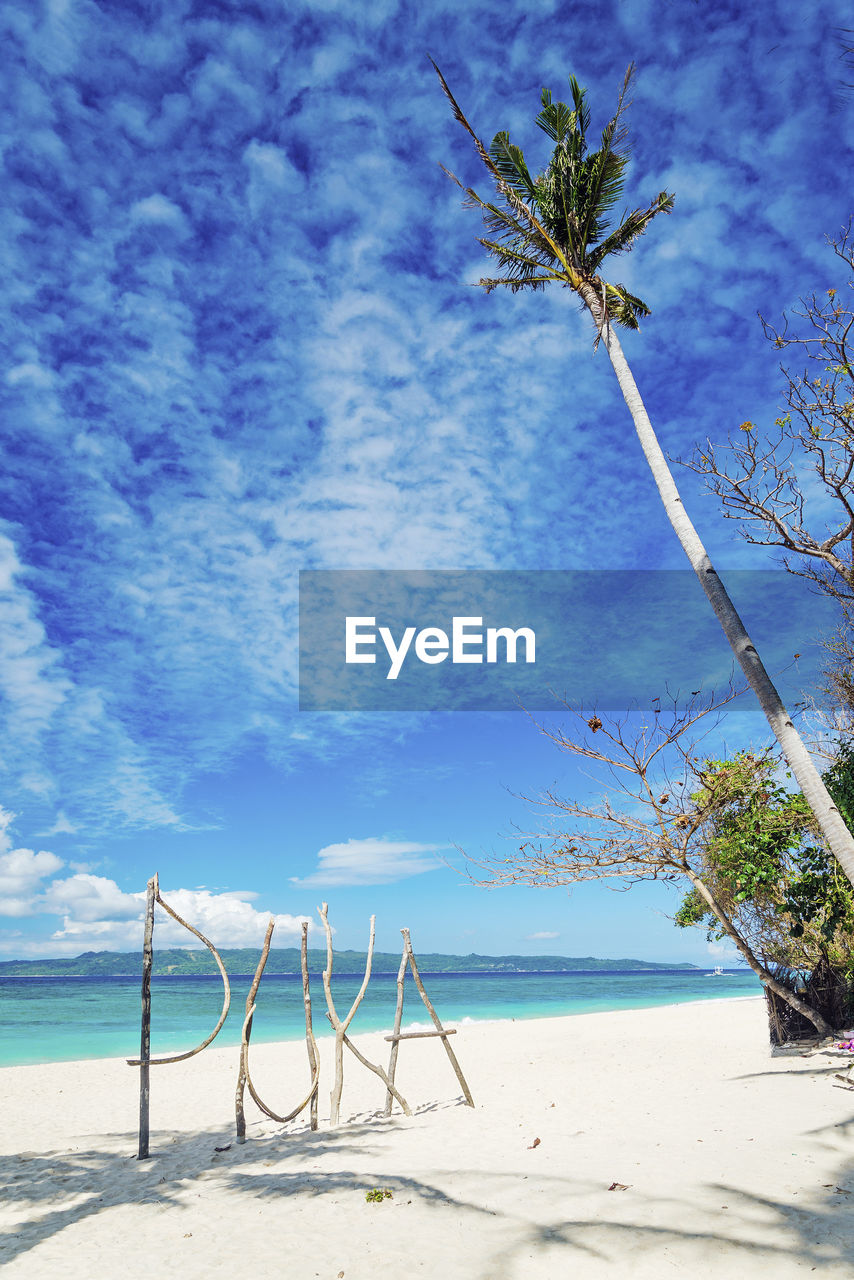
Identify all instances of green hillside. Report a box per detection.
[0,948,698,977]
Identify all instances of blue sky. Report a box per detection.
[1,0,851,964]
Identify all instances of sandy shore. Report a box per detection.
[2,997,854,1278]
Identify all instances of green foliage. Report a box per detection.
[676,750,854,964]
[824,741,854,833]
[692,754,810,905]
[673,888,716,934]
[782,844,854,943]
[365,1188,393,1203]
[435,62,675,326]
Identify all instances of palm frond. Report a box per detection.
[586,191,675,271]
[463,186,537,238]
[535,89,576,143]
[589,148,630,218]
[489,132,539,200]
[431,59,577,284]
[603,281,652,330]
[443,166,554,256]
[438,161,470,196]
[567,76,591,138]
[476,196,565,269]
[478,275,554,294]
[601,63,635,156]
[576,64,635,251]
[477,238,565,278]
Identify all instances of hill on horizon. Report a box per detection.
[0,947,700,978]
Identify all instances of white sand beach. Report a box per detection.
[2,997,854,1279]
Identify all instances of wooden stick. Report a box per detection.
[318,902,341,1125]
[301,920,319,1131]
[235,919,320,1134]
[402,928,474,1107]
[339,1027,411,1116]
[319,903,376,1125]
[384,1030,457,1041]
[127,886,231,1066]
[235,918,274,1142]
[340,915,376,1035]
[384,944,408,1117]
[240,1002,320,1126]
[137,873,157,1160]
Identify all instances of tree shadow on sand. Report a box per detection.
[4,1098,854,1277]
[733,1045,854,1084]
[1,1103,478,1266]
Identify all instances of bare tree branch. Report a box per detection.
[680,221,854,603]
[460,692,833,1035]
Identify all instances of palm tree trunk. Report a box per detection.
[684,868,833,1036]
[579,286,854,890]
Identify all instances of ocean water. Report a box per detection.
[0,968,762,1068]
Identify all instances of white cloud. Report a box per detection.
[0,806,15,852]
[38,811,77,837]
[706,940,740,965]
[149,887,309,949]
[5,362,56,389]
[242,140,305,218]
[40,884,310,954]
[0,531,182,831]
[0,811,65,916]
[41,873,142,923]
[290,836,443,888]
[128,193,190,235]
[526,930,560,941]
[0,812,310,952]
[0,848,65,899]
[0,534,73,746]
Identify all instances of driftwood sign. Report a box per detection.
[130,878,473,1156]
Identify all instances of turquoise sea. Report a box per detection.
[0,968,763,1067]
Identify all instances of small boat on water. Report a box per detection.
[708,966,724,977]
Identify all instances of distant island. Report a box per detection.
[0,948,699,978]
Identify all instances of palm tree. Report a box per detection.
[433,60,854,889]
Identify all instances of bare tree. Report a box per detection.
[823,608,854,727]
[684,221,854,603]
[463,693,833,1035]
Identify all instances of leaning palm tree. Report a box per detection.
[433,60,854,888]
